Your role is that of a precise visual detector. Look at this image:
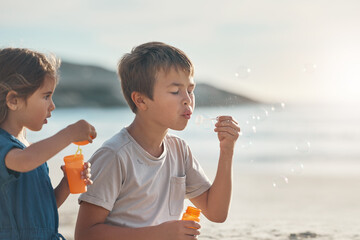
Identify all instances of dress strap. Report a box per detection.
[52,232,66,240]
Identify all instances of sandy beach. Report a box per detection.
[55,162,360,240]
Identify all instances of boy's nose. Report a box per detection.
[183,92,193,105]
[49,99,56,111]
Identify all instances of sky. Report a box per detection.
[1,0,360,104]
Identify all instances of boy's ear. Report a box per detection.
[131,91,148,111]
[6,90,21,111]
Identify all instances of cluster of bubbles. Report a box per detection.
[271,141,310,189]
[194,62,315,189]
[233,63,314,188]
[193,103,285,149]
[234,63,317,80]
[193,102,311,190]
[239,104,310,189]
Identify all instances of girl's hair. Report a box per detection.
[0,48,60,124]
[118,42,194,113]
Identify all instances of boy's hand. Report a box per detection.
[158,220,200,240]
[214,116,240,152]
[67,120,97,143]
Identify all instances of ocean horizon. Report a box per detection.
[28,102,360,165]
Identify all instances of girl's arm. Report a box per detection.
[5,120,96,173]
[54,176,70,208]
[55,163,93,208]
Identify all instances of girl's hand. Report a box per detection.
[214,116,240,152]
[81,162,93,186]
[60,162,93,186]
[67,120,97,144]
[60,165,69,186]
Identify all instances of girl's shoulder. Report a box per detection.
[0,128,25,149]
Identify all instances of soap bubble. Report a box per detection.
[254,108,269,122]
[289,160,304,175]
[303,63,317,74]
[270,102,286,112]
[195,115,205,125]
[272,175,289,188]
[194,114,217,129]
[235,65,251,79]
[240,118,257,137]
[240,137,253,149]
[295,140,311,153]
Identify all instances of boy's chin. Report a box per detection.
[170,124,187,131]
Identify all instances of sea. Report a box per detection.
[27,103,360,178]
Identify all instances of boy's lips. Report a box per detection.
[183,111,192,119]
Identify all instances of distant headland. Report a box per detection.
[53,61,259,108]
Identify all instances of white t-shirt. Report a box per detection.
[79,128,211,228]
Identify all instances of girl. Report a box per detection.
[0,48,97,239]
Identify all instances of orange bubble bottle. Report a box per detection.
[64,149,86,194]
[63,138,93,194]
[181,206,201,222]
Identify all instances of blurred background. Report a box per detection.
[1,1,360,239]
[1,0,360,105]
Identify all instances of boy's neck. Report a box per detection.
[126,116,168,158]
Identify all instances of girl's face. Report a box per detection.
[18,76,56,131]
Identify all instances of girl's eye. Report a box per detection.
[170,91,179,95]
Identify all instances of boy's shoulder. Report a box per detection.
[101,128,132,153]
[99,129,190,157]
[164,132,189,149]
[165,132,182,141]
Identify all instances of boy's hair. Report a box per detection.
[118,42,194,113]
[0,48,60,124]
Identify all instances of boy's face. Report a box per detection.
[145,67,195,131]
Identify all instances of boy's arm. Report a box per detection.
[75,202,201,240]
[190,148,233,222]
[5,120,96,172]
[190,116,239,223]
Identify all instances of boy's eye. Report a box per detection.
[170,91,179,95]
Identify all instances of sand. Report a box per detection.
[57,162,360,240]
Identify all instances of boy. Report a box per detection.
[75,42,240,240]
